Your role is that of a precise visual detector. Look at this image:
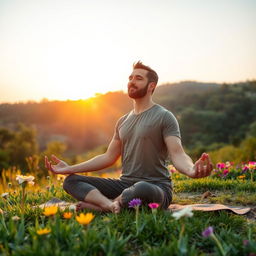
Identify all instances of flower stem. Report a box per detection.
[21,184,26,215]
[135,206,139,235]
[152,210,156,223]
[179,222,185,239]
[211,234,226,256]
[178,222,185,249]
[0,214,9,235]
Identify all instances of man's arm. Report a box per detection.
[164,136,213,178]
[45,137,121,175]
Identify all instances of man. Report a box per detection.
[45,61,213,213]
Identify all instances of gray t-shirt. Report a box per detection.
[115,104,181,183]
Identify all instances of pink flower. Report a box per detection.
[148,203,159,209]
[248,161,256,169]
[243,240,249,246]
[217,163,225,169]
[222,169,229,176]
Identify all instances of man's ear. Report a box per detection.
[149,82,156,93]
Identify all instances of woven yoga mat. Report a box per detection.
[37,198,251,215]
[168,204,251,215]
[36,198,76,210]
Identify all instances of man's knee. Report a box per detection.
[121,181,163,207]
[132,181,154,198]
[63,174,78,192]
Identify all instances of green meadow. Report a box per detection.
[0,168,255,256]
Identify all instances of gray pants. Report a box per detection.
[63,174,172,209]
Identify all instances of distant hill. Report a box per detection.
[153,81,219,111]
[0,81,255,154]
[155,81,218,98]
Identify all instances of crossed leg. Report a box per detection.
[63,175,166,213]
[76,189,120,213]
[63,175,126,213]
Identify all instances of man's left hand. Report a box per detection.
[190,153,213,178]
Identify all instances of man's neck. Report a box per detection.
[133,97,155,115]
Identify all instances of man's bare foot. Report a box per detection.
[76,201,103,212]
[110,201,121,214]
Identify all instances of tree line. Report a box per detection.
[0,80,255,173]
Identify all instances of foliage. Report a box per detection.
[0,124,39,172]
[208,137,256,164]
[0,81,255,162]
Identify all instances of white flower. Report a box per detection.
[12,215,20,221]
[172,206,193,220]
[1,192,9,198]
[16,175,35,184]
[69,205,76,211]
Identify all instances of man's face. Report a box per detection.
[127,69,150,99]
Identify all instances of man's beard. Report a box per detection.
[128,83,149,99]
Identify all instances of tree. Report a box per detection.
[8,124,38,171]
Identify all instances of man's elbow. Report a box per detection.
[104,152,120,166]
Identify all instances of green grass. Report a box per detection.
[173,191,256,206]
[174,177,256,193]
[0,179,255,256]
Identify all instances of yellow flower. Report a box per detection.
[57,174,66,181]
[63,212,72,219]
[237,175,246,179]
[249,164,255,169]
[16,175,35,185]
[37,228,51,235]
[76,212,95,225]
[43,206,58,216]
[174,173,180,179]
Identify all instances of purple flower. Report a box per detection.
[202,226,214,237]
[128,198,142,208]
[242,166,249,173]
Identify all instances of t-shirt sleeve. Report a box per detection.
[113,119,121,140]
[162,111,181,139]
[113,115,127,140]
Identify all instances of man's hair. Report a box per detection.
[133,61,158,85]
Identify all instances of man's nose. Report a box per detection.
[129,78,136,85]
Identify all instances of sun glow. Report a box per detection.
[44,41,130,101]
[0,0,255,103]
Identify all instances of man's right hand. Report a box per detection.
[45,155,70,174]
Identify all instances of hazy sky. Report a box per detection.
[0,0,255,103]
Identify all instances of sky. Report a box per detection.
[0,0,255,103]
